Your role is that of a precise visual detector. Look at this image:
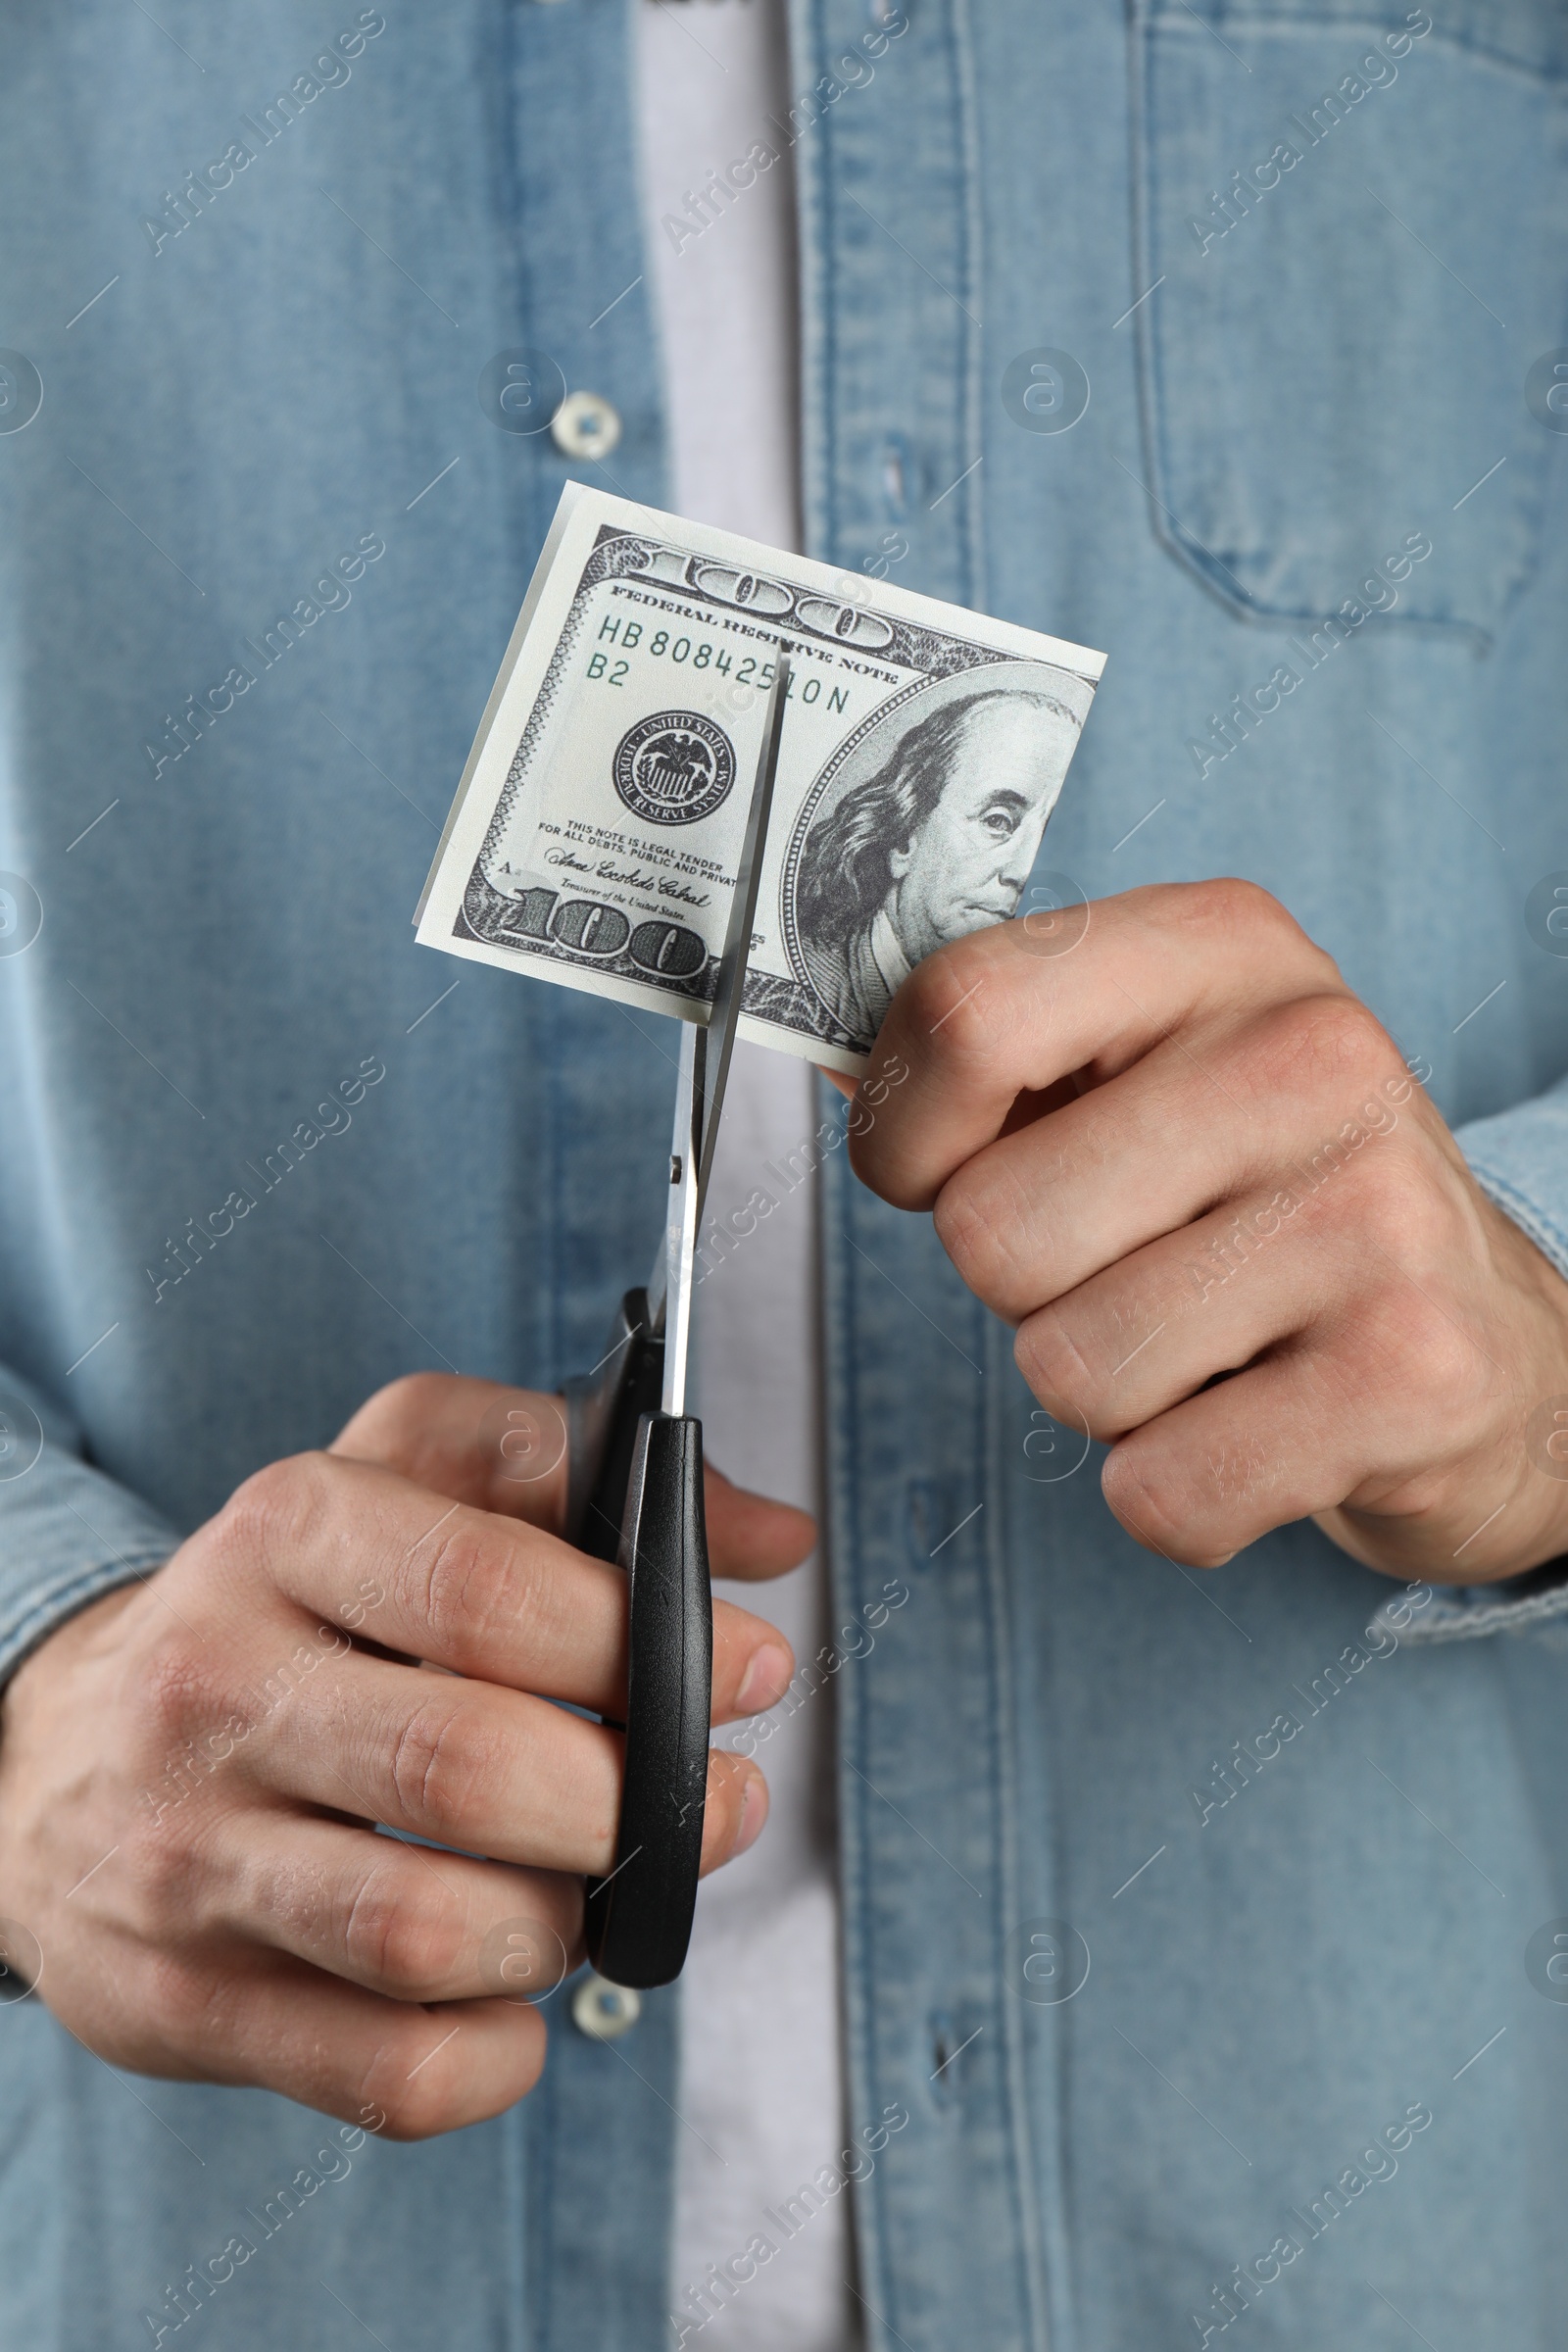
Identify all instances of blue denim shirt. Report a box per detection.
[3,3,1568,2346]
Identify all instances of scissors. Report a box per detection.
[563,652,792,1989]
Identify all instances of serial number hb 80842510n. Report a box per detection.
[586,612,851,711]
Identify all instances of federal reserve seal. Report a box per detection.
[612,710,735,826]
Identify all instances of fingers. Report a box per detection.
[248,1649,767,1878]
[221,1816,585,2000]
[933,994,1410,1323]
[1013,1183,1338,1441]
[1101,1353,1376,1569]
[228,1452,794,1720]
[1010,1143,1485,1559]
[1094,1207,1515,1568]
[115,1945,552,2137]
[852,880,1340,1209]
[247,1453,628,1704]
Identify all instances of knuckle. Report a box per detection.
[1190,875,1282,932]
[342,1866,465,1996]
[359,1371,454,1453]
[1255,992,1387,1101]
[934,1162,1031,1309]
[122,1805,209,1925]
[137,1946,223,2048]
[1014,1305,1099,1411]
[1162,879,1343,989]
[1101,1440,1180,1545]
[415,1520,533,1666]
[904,941,1010,1065]
[373,2089,449,2143]
[388,1693,498,1834]
[1371,1282,1480,1409]
[1173,875,1303,956]
[1102,1435,1238,1568]
[1348,1147,1453,1265]
[1303,991,1386,1073]
[376,1369,454,1423]
[136,1635,218,1749]
[362,2025,469,2140]
[216,1449,333,1572]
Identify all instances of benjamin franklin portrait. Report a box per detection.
[791,669,1092,1047]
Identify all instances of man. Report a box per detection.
[2,4,1567,2350]
[794,683,1086,1046]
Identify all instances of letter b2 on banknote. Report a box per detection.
[416,485,1104,1072]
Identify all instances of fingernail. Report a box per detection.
[732,1769,768,1855]
[736,1641,792,1715]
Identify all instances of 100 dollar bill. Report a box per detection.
[416,484,1104,1073]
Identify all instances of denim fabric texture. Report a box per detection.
[1,1,1567,2346]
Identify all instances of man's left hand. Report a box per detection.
[849,880,1568,1584]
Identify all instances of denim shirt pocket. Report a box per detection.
[1130,0,1568,643]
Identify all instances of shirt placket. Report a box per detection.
[795,2,1054,2343]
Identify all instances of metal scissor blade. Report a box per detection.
[644,646,792,1353]
[694,649,792,1226]
[657,1021,704,1416]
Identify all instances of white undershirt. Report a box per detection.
[634,8,855,2347]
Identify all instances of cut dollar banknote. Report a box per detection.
[416,484,1105,1074]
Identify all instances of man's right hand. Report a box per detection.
[0,1374,808,2138]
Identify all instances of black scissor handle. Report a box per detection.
[564,1288,665,1565]
[564,1298,712,1988]
[583,1410,710,1987]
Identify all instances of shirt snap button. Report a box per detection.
[571,1971,641,2040]
[550,389,622,461]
